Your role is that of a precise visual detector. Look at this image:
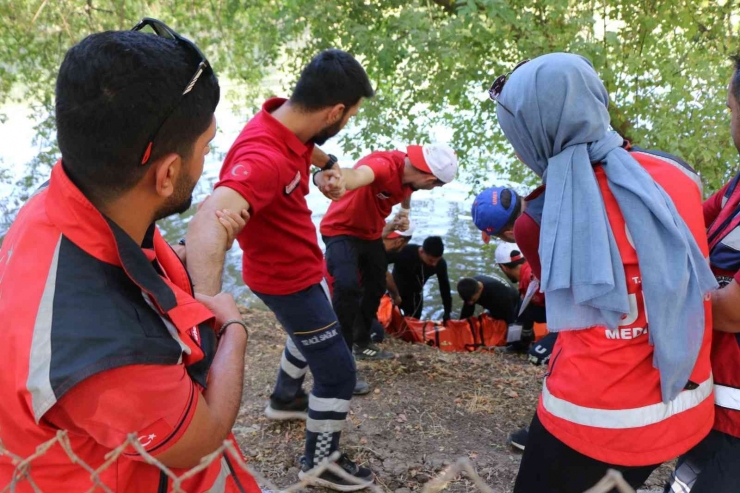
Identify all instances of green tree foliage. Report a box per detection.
[274,0,740,191]
[1,0,739,220]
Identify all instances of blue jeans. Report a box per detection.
[253,282,356,465]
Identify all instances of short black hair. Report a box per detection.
[423,236,444,257]
[290,49,374,111]
[56,30,220,204]
[500,188,521,231]
[731,54,740,106]
[457,278,479,303]
[500,256,526,269]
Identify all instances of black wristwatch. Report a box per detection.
[321,154,338,171]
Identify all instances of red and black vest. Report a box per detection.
[706,171,740,438]
[0,163,259,492]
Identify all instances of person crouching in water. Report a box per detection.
[490,53,716,492]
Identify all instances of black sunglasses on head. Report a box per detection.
[488,59,530,102]
[131,17,213,165]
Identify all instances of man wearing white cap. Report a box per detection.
[382,218,415,253]
[319,144,458,369]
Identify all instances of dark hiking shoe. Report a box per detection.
[503,341,531,355]
[353,343,394,360]
[264,394,308,421]
[299,453,374,491]
[507,427,529,451]
[353,378,371,396]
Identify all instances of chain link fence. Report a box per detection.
[0,430,637,493]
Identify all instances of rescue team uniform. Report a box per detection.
[665,173,740,493]
[386,244,452,321]
[458,274,519,323]
[215,98,355,466]
[0,164,259,493]
[320,151,413,349]
[512,148,714,492]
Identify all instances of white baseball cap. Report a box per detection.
[407,143,459,183]
[494,242,525,265]
[386,220,415,239]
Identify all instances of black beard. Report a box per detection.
[311,118,344,145]
[153,173,196,221]
[154,194,193,221]
[503,271,518,283]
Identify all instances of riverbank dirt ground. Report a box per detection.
[233,307,671,493]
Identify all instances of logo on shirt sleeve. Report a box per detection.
[285,171,301,195]
[124,417,178,455]
[231,163,251,178]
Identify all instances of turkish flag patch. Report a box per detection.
[124,417,179,456]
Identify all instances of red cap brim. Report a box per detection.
[407,145,433,174]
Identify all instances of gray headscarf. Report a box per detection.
[496,53,717,402]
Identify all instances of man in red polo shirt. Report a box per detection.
[319,144,458,361]
[186,50,376,490]
[0,22,260,492]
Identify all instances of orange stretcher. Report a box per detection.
[376,295,549,352]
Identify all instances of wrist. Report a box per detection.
[399,207,410,214]
[321,153,338,171]
[218,319,249,340]
[312,169,324,187]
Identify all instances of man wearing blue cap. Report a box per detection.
[471,186,522,243]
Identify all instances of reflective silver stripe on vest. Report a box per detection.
[714,384,740,411]
[27,235,62,422]
[204,457,230,493]
[541,375,713,429]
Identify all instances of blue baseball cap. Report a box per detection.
[471,187,520,235]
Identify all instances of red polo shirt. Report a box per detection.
[216,98,324,295]
[519,261,545,307]
[320,150,413,240]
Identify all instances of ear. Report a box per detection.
[152,153,181,199]
[326,103,346,124]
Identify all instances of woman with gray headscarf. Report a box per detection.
[490,53,717,492]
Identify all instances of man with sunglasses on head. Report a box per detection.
[186,50,377,491]
[0,20,260,492]
[319,144,458,363]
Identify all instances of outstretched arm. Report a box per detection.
[437,260,452,321]
[185,187,250,295]
[386,271,401,305]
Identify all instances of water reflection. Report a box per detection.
[157,172,510,319]
[2,101,515,319]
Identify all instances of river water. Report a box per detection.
[0,99,517,320]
